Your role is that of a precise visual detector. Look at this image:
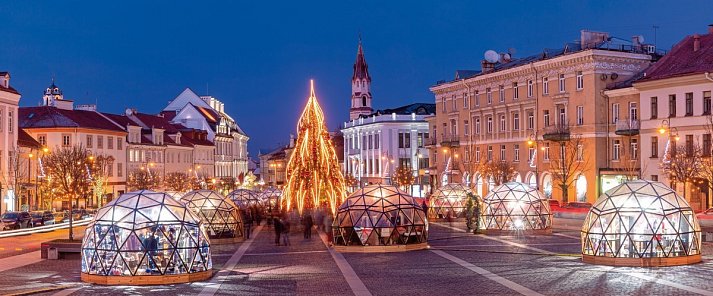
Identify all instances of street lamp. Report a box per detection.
[527,133,540,190]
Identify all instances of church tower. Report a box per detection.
[42,79,63,106]
[349,38,373,120]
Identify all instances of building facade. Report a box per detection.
[637,25,713,211]
[428,30,655,203]
[0,72,21,212]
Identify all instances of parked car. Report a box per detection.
[696,208,713,228]
[1,212,33,230]
[30,211,55,226]
[53,211,66,224]
[548,199,561,210]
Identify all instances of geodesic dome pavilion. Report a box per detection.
[333,184,428,251]
[81,190,212,285]
[259,187,282,210]
[227,189,261,209]
[581,180,702,266]
[164,191,187,201]
[481,182,552,234]
[430,183,476,219]
[180,190,243,239]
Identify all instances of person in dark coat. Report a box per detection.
[421,200,429,218]
[274,216,283,246]
[243,209,253,239]
[281,217,291,246]
[303,213,314,239]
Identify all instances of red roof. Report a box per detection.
[193,104,220,124]
[101,112,138,128]
[639,33,713,82]
[18,128,41,148]
[133,112,180,133]
[20,107,125,132]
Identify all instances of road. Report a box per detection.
[0,225,86,259]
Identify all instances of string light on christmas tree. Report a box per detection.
[283,80,347,214]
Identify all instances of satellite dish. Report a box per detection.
[499,53,511,63]
[635,35,645,43]
[484,50,499,63]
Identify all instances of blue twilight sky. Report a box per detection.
[1,1,712,157]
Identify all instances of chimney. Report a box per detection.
[481,60,495,74]
[694,34,701,52]
[709,24,713,34]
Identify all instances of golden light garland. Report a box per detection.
[283,80,347,214]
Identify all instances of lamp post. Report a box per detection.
[526,133,540,190]
[659,119,680,190]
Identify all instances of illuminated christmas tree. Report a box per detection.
[283,80,347,214]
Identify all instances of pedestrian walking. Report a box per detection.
[243,209,253,239]
[323,214,334,246]
[421,200,429,218]
[303,213,314,239]
[281,217,291,246]
[274,216,283,246]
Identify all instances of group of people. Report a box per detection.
[239,206,338,247]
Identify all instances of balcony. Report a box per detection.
[440,134,461,147]
[615,119,640,136]
[347,148,360,156]
[424,137,437,147]
[542,123,571,142]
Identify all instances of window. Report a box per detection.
[86,135,93,148]
[499,115,506,132]
[62,134,71,147]
[7,111,12,133]
[685,92,693,116]
[686,134,694,156]
[97,136,103,149]
[577,144,583,161]
[630,139,638,160]
[529,147,535,161]
[542,77,549,95]
[629,102,638,120]
[487,146,493,161]
[475,147,481,162]
[442,97,446,112]
[398,132,411,148]
[576,106,584,125]
[108,137,114,149]
[669,94,676,117]
[704,91,712,115]
[558,107,566,125]
[558,73,565,92]
[362,135,367,150]
[512,82,519,99]
[527,111,534,130]
[487,88,492,104]
[450,119,457,136]
[464,120,470,136]
[500,145,506,161]
[651,136,658,158]
[651,175,658,181]
[375,134,380,149]
[527,80,533,98]
[544,142,550,160]
[576,71,583,90]
[451,95,457,111]
[513,113,520,131]
[651,97,658,119]
[487,117,493,133]
[474,117,481,134]
[499,85,505,102]
[611,103,619,123]
[38,135,47,146]
[0,110,3,132]
[474,90,480,107]
[107,163,113,177]
[463,92,469,109]
[613,140,620,160]
[514,144,520,162]
[117,163,123,177]
[543,110,550,126]
[704,134,712,157]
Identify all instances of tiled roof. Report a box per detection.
[18,128,41,148]
[362,103,436,118]
[181,135,214,146]
[638,33,713,82]
[20,106,126,132]
[101,112,137,129]
[133,112,180,133]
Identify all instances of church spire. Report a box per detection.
[349,37,373,120]
[352,38,371,81]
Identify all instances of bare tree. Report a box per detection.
[127,170,161,191]
[88,155,114,208]
[164,172,195,192]
[489,160,517,186]
[662,143,703,200]
[2,146,29,212]
[547,135,591,204]
[43,145,92,240]
[392,166,415,191]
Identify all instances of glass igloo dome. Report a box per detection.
[481,182,552,234]
[164,191,187,201]
[333,184,428,250]
[180,190,243,240]
[227,189,261,209]
[259,187,282,210]
[430,183,476,219]
[581,180,702,266]
[81,190,212,285]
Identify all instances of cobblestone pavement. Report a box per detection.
[5,222,713,295]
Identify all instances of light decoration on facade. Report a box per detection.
[283,80,347,214]
[662,139,672,164]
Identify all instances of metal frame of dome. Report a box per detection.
[429,183,476,219]
[333,184,428,252]
[481,182,552,234]
[180,190,244,240]
[259,187,282,209]
[227,189,261,209]
[164,191,186,201]
[81,190,212,285]
[581,180,702,267]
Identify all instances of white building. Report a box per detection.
[342,104,435,197]
[638,25,713,210]
[162,88,249,180]
[0,72,20,211]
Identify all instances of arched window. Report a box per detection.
[362,96,367,107]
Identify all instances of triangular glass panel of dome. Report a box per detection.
[117,195,140,208]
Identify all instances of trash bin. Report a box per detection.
[48,247,59,260]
